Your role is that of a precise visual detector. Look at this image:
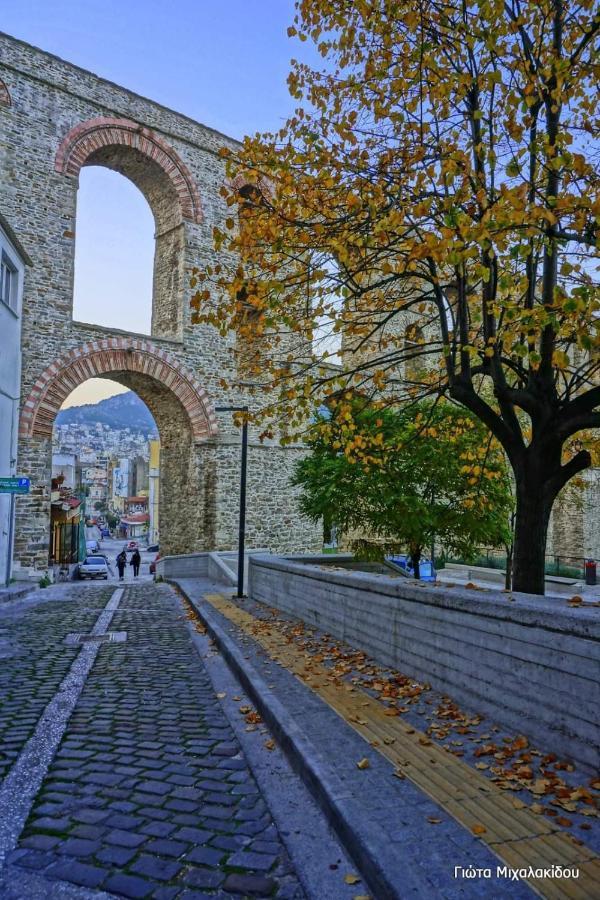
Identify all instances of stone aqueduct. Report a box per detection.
[0,33,320,574]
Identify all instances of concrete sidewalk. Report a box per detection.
[176,576,589,899]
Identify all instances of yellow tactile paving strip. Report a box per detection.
[203,592,600,900]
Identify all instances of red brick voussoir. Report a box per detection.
[19,338,218,442]
[54,116,203,224]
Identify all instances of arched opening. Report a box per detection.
[16,339,217,574]
[52,379,160,569]
[73,168,155,335]
[56,117,203,342]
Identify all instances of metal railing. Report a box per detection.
[440,547,587,580]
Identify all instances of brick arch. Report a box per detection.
[55,116,202,224]
[19,338,218,441]
[0,78,11,107]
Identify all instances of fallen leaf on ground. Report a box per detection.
[393,770,405,779]
[356,758,370,770]
[216,692,226,699]
[475,763,489,770]
[427,816,442,824]
[238,705,252,714]
[264,739,276,751]
[344,874,361,885]
[511,798,526,809]
[471,824,486,835]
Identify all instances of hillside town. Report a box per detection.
[49,407,160,568]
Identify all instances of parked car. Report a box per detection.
[127,540,138,551]
[86,539,100,554]
[149,553,160,576]
[78,556,109,580]
[387,555,437,582]
[146,543,159,554]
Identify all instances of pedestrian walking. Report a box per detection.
[130,548,141,578]
[116,548,127,581]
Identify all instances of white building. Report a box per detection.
[0,215,30,586]
[52,452,79,490]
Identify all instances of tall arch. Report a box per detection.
[19,337,217,441]
[16,338,219,567]
[55,117,203,338]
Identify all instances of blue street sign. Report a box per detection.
[0,477,30,494]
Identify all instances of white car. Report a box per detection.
[78,556,109,580]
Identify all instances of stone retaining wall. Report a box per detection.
[248,555,600,771]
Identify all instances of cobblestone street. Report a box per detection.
[0,582,341,900]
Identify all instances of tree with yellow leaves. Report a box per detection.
[193,0,599,594]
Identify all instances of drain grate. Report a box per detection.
[64,631,127,647]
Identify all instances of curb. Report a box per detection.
[173,579,431,900]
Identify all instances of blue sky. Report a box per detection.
[4,1,311,406]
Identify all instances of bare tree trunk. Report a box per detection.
[411,545,422,580]
[512,484,552,595]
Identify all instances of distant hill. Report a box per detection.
[56,392,158,435]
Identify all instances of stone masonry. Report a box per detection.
[0,32,321,574]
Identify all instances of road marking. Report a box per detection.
[0,588,124,866]
[202,592,600,900]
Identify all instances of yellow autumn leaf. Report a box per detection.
[356,758,370,770]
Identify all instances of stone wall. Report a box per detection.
[248,555,600,771]
[548,469,600,563]
[0,32,321,574]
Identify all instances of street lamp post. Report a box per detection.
[214,406,248,598]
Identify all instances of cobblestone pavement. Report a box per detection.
[1,583,306,899]
[0,588,112,783]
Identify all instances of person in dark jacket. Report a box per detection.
[116,549,127,581]
[130,548,141,578]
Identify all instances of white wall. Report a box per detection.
[0,224,26,585]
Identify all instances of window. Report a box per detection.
[0,251,18,313]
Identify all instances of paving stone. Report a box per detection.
[20,834,61,851]
[70,823,107,840]
[181,867,225,890]
[57,837,102,857]
[211,834,250,852]
[140,821,177,838]
[152,888,180,900]
[12,850,54,870]
[226,850,279,871]
[94,844,137,868]
[105,828,148,848]
[173,827,212,844]
[131,854,183,882]
[223,873,277,896]
[29,815,72,832]
[104,813,144,829]
[185,846,225,867]
[104,873,155,899]
[145,838,189,858]
[47,860,108,888]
